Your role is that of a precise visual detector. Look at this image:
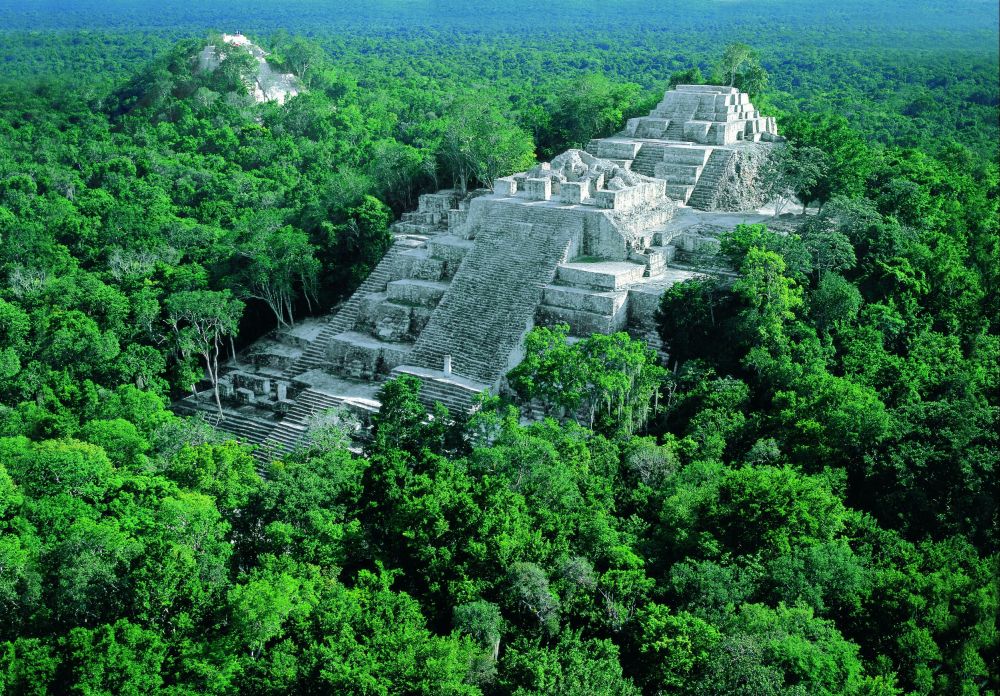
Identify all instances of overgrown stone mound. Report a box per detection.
[197,33,302,104]
[698,142,774,211]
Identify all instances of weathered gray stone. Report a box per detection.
[235,387,255,404]
[557,262,646,290]
[494,177,517,196]
[524,177,552,201]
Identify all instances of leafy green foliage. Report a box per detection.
[509,325,666,436]
[0,5,996,694]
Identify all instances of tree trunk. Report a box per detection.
[205,343,223,416]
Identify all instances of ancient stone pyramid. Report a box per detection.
[176,85,782,456]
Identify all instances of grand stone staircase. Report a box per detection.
[407,209,581,388]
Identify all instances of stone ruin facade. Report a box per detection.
[175,85,784,458]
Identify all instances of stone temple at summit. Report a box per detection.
[176,84,784,456]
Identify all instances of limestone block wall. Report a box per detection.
[626,286,665,332]
[595,180,667,212]
[326,333,412,379]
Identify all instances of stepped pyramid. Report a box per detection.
[175,85,783,453]
[588,84,779,207]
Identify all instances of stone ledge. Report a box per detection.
[542,284,627,314]
[557,262,646,290]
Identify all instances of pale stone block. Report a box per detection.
[557,262,646,290]
[447,209,468,229]
[537,303,627,335]
[560,181,587,204]
[494,177,517,196]
[236,387,255,404]
[596,140,642,159]
[234,372,271,396]
[542,284,626,314]
[387,279,447,307]
[524,177,551,201]
[588,172,605,196]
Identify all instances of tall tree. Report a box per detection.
[236,222,320,327]
[439,94,535,193]
[165,290,244,413]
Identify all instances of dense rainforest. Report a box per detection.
[0,1,997,694]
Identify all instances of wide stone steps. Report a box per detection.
[410,215,576,386]
[393,368,484,413]
[216,412,274,445]
[662,121,687,141]
[630,143,668,177]
[285,388,355,424]
[213,411,283,468]
[257,421,308,459]
[269,421,307,447]
[282,319,339,377]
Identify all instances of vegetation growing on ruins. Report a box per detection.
[0,1,997,694]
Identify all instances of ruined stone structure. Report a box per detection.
[589,84,778,208]
[175,85,783,457]
[197,34,302,104]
